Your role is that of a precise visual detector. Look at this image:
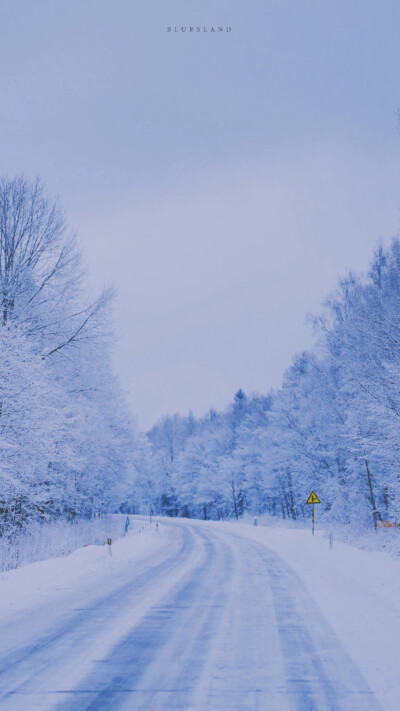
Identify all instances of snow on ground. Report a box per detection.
[1,516,400,709]
[0,519,210,710]
[0,514,134,572]
[207,518,400,711]
[0,518,163,624]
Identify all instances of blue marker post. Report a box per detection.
[124,516,130,536]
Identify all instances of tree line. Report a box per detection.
[148,242,400,530]
[0,176,152,536]
[2,174,400,535]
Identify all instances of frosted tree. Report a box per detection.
[148,413,198,514]
[0,176,142,532]
[0,176,112,353]
[144,240,400,531]
[0,324,72,533]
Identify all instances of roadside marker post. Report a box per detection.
[306,491,321,536]
[107,537,112,557]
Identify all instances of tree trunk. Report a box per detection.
[364,458,381,529]
[231,481,239,520]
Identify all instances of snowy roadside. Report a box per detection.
[0,518,165,626]
[206,519,400,711]
[0,514,132,572]
[0,519,212,704]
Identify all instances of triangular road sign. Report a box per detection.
[306,491,321,504]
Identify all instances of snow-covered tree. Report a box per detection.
[0,176,147,533]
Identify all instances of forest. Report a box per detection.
[148,243,400,530]
[1,175,400,540]
[0,176,153,539]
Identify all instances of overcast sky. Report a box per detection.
[1,1,400,428]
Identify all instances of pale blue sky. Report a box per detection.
[1,1,400,427]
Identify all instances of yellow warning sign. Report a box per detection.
[306,491,321,504]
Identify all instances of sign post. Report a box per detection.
[306,491,321,536]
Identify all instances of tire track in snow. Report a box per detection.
[0,523,205,708]
[52,530,233,710]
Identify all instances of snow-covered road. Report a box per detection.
[0,520,382,710]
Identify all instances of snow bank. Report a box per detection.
[0,516,160,623]
[0,514,135,573]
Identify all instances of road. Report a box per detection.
[0,520,381,711]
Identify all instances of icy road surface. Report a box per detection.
[0,521,382,711]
